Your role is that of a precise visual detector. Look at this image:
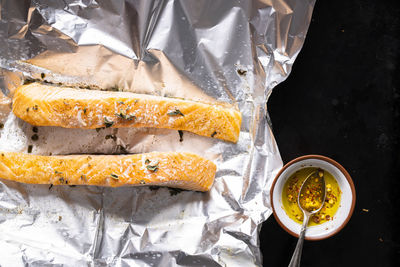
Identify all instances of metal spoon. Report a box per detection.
[288,169,326,267]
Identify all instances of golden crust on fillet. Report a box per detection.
[0,151,216,191]
[12,83,242,143]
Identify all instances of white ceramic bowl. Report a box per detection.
[270,155,356,240]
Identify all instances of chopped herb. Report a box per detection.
[211,131,217,138]
[48,184,53,190]
[26,107,30,112]
[125,114,136,120]
[140,180,146,184]
[104,117,114,128]
[58,177,65,183]
[146,160,159,172]
[41,73,45,79]
[110,173,119,180]
[115,110,136,120]
[32,105,38,111]
[32,126,38,133]
[115,109,127,118]
[0,123,4,129]
[178,130,184,142]
[117,101,125,104]
[105,134,117,141]
[145,159,150,164]
[83,107,87,114]
[55,170,63,175]
[27,145,33,153]
[31,134,39,141]
[167,109,184,116]
[96,127,105,132]
[237,69,247,76]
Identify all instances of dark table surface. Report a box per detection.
[260,0,400,266]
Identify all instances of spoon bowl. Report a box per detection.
[288,169,326,267]
[298,169,326,217]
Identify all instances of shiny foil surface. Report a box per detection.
[0,0,315,266]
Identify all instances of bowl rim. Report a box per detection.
[270,154,356,241]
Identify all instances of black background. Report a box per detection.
[261,0,399,266]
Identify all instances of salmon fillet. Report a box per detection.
[12,83,242,143]
[0,152,216,191]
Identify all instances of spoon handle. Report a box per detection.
[288,215,310,267]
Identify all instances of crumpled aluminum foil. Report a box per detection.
[0,0,315,266]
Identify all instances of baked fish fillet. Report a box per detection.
[0,152,216,191]
[12,83,242,143]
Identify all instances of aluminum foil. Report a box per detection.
[0,0,315,266]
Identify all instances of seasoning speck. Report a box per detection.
[110,173,119,180]
[140,180,146,184]
[48,184,53,190]
[168,187,184,196]
[23,79,35,85]
[0,123,3,129]
[149,186,160,191]
[32,126,38,133]
[105,134,117,141]
[211,131,217,138]
[237,69,247,76]
[145,159,150,164]
[83,107,87,114]
[31,134,39,141]
[27,145,33,153]
[178,130,184,142]
[32,105,38,111]
[41,73,45,79]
